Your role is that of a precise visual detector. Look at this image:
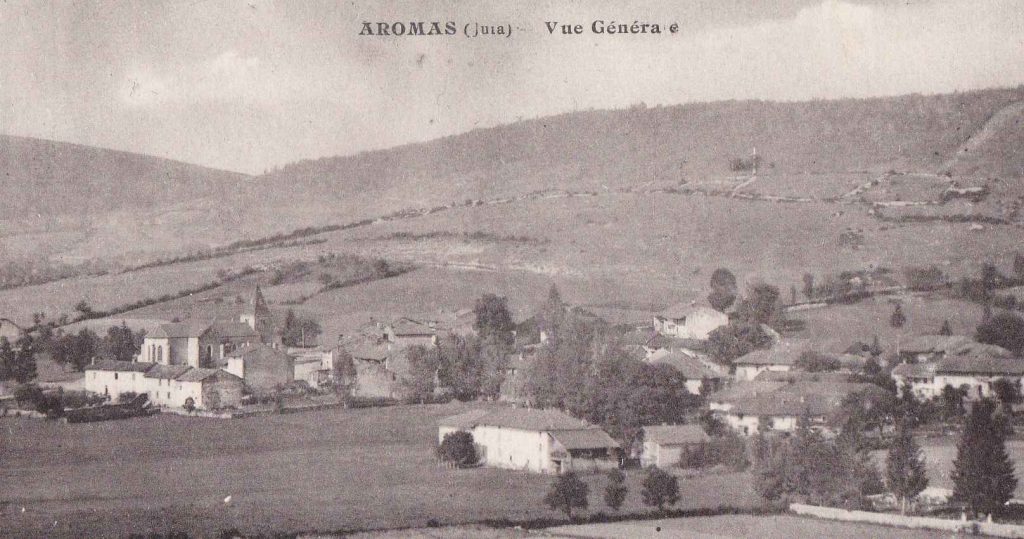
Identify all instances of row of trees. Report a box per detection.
[543,467,680,519]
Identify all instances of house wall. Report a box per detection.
[893,375,938,400]
[352,359,402,399]
[201,377,243,409]
[471,425,552,473]
[139,338,171,364]
[655,311,728,340]
[240,354,294,392]
[641,441,686,468]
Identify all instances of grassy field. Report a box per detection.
[0,402,759,538]
[546,514,948,538]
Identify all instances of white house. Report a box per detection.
[894,355,1024,401]
[653,304,728,340]
[438,408,620,474]
[710,381,885,436]
[641,425,710,468]
[84,359,243,410]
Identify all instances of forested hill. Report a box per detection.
[0,135,250,219]
[259,86,1024,202]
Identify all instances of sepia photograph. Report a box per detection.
[2,1,1024,537]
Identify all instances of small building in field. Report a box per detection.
[438,408,620,474]
[653,304,728,340]
[641,424,710,468]
[224,344,294,393]
[385,318,439,348]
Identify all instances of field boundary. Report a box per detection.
[790,503,1024,538]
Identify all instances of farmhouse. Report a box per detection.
[653,304,728,340]
[710,381,883,435]
[732,340,810,381]
[289,346,334,389]
[224,344,295,393]
[438,408,620,474]
[84,359,243,410]
[640,424,710,468]
[894,355,1024,401]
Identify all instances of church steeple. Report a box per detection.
[240,284,273,344]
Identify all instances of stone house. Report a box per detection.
[653,304,728,340]
[640,424,710,468]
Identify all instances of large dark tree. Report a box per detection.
[952,399,1017,518]
[708,268,738,311]
[404,345,440,403]
[544,471,589,519]
[890,303,906,329]
[976,312,1024,355]
[473,294,515,345]
[886,425,928,515]
[437,431,478,466]
[706,321,772,366]
[641,466,680,512]
[604,469,628,511]
[734,282,784,328]
[281,309,322,347]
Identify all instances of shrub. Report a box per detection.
[603,469,628,511]
[118,391,139,403]
[543,471,589,519]
[681,433,750,471]
[641,466,680,512]
[437,430,478,466]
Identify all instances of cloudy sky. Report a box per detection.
[2,0,1023,174]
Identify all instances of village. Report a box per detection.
[4,257,1024,536]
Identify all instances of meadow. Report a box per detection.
[0,402,759,538]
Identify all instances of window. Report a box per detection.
[114,373,118,380]
[157,346,163,363]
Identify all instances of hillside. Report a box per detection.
[260,87,1024,203]
[0,135,250,218]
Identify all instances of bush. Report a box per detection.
[437,430,478,466]
[680,433,750,471]
[641,466,680,512]
[13,384,43,408]
[544,471,589,519]
[118,391,139,403]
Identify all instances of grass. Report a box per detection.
[0,402,759,538]
[545,513,951,538]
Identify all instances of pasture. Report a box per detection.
[546,514,948,538]
[0,402,759,538]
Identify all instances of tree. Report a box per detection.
[886,425,928,515]
[1015,252,1024,281]
[976,312,1024,355]
[10,334,36,383]
[473,294,515,345]
[952,399,1017,518]
[603,469,628,511]
[939,319,953,336]
[437,431,478,466]
[641,466,680,512]
[992,378,1021,413]
[699,409,727,437]
[74,299,94,318]
[543,471,589,519]
[869,335,883,357]
[708,268,738,312]
[0,337,13,380]
[103,322,141,362]
[941,384,966,420]
[802,273,815,300]
[706,321,772,366]
[734,282,784,328]
[51,329,99,372]
[404,345,440,403]
[890,303,906,329]
[436,334,484,400]
[281,309,322,347]
[794,350,841,372]
[183,397,195,413]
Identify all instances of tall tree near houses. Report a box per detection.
[708,268,738,312]
[802,273,815,300]
[890,303,906,329]
[473,294,515,345]
[939,319,953,336]
[543,471,589,520]
[952,399,1017,519]
[886,425,928,515]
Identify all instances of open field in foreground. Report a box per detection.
[0,402,758,538]
[545,514,947,538]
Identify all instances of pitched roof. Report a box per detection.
[208,321,259,338]
[388,318,437,336]
[892,362,937,378]
[901,335,973,354]
[143,364,192,379]
[438,407,592,431]
[175,368,241,382]
[85,359,156,372]
[707,381,788,403]
[733,340,811,366]
[651,351,725,380]
[728,390,844,417]
[935,355,1024,376]
[643,425,710,446]
[150,321,211,339]
[658,303,725,320]
[225,343,290,362]
[550,428,620,450]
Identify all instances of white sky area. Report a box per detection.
[1,0,1023,174]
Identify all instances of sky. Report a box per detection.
[1,0,1023,174]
